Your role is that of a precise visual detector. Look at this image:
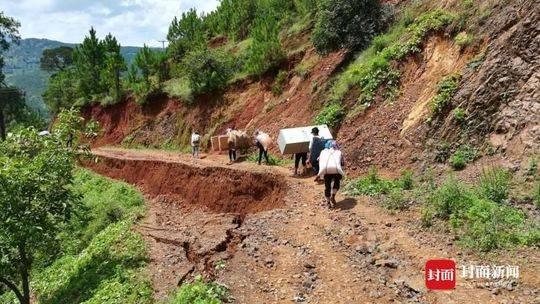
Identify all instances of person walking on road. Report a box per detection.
[227,127,237,164]
[191,130,201,159]
[309,127,325,181]
[254,129,271,165]
[317,140,345,208]
[294,152,308,176]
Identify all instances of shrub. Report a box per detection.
[314,103,345,127]
[454,32,473,49]
[399,169,414,190]
[182,48,233,95]
[169,276,229,304]
[430,176,474,219]
[477,167,511,204]
[163,77,193,104]
[430,73,461,114]
[383,189,410,210]
[449,151,466,170]
[453,107,466,123]
[453,199,527,251]
[345,166,397,196]
[312,0,384,54]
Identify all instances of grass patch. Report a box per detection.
[430,73,461,115]
[163,77,193,104]
[422,171,540,251]
[477,167,511,204]
[314,103,345,128]
[246,152,290,166]
[168,276,229,304]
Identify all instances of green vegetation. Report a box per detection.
[422,173,539,251]
[314,103,344,128]
[449,151,466,170]
[453,107,467,123]
[345,168,416,211]
[449,144,477,170]
[0,13,45,137]
[311,0,384,54]
[345,167,413,196]
[244,11,285,76]
[182,48,233,95]
[168,276,229,304]
[430,73,461,115]
[477,167,511,204]
[330,9,455,107]
[272,70,288,95]
[0,128,79,304]
[247,151,290,166]
[454,32,474,49]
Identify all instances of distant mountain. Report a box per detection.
[3,38,148,116]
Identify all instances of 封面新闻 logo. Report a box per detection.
[425,259,456,290]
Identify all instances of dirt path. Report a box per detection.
[86,147,539,303]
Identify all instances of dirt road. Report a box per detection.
[85,147,539,304]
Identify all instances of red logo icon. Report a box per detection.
[425,259,456,290]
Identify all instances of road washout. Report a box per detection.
[82,147,539,303]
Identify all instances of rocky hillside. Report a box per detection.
[82,0,539,177]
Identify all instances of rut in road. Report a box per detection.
[84,147,538,304]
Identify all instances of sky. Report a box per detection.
[2,0,220,47]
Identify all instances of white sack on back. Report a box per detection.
[318,149,344,177]
[256,132,271,150]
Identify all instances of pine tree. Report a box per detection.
[245,9,284,75]
[73,27,105,97]
[102,33,126,101]
[167,9,206,61]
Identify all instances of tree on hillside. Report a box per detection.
[0,127,80,304]
[133,45,156,87]
[39,46,73,73]
[0,87,25,140]
[311,0,384,54]
[0,12,20,86]
[102,34,126,101]
[212,0,258,40]
[42,69,78,114]
[167,8,207,61]
[245,10,285,76]
[73,27,105,98]
[182,47,232,95]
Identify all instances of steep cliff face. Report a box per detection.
[430,0,539,161]
[82,0,539,175]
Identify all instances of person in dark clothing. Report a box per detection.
[256,141,269,165]
[254,130,270,165]
[309,127,325,181]
[294,152,308,175]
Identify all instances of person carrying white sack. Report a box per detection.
[190,130,201,159]
[254,129,271,165]
[318,140,345,208]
